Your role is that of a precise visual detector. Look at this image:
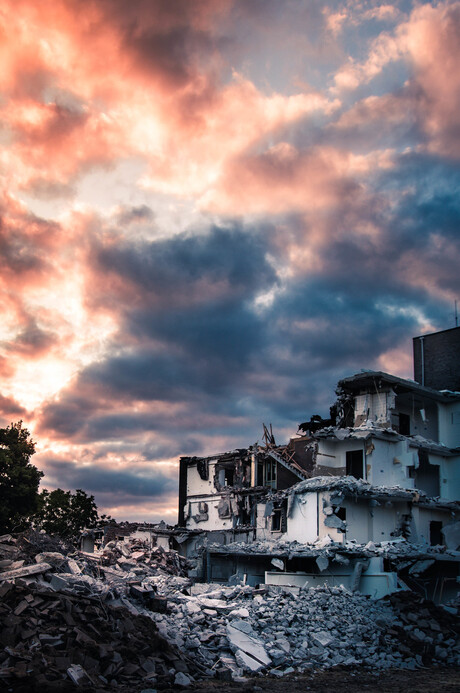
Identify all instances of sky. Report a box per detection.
[1,0,459,523]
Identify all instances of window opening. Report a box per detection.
[399,413,410,436]
[346,450,364,479]
[430,520,443,546]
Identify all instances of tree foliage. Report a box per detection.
[0,422,43,533]
[36,488,99,537]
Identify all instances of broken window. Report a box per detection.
[197,459,209,480]
[346,450,364,479]
[336,507,346,525]
[399,413,410,436]
[430,520,443,546]
[415,450,440,497]
[264,459,277,489]
[271,508,282,531]
[271,500,287,532]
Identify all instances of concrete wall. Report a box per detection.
[439,455,460,501]
[315,436,458,501]
[438,401,460,448]
[411,505,458,545]
[366,438,415,488]
[283,492,318,543]
[315,439,366,477]
[355,391,394,426]
[284,489,414,545]
[184,460,235,531]
[395,397,439,441]
[186,460,219,497]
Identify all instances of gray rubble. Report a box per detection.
[0,531,459,687]
[148,582,460,678]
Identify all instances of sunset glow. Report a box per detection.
[1,1,459,521]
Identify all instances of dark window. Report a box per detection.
[346,450,364,479]
[265,459,277,489]
[257,461,264,486]
[399,413,411,436]
[271,509,281,531]
[224,469,234,486]
[430,520,443,546]
[336,506,346,533]
[336,507,346,521]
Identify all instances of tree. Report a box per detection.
[36,488,99,537]
[0,421,43,533]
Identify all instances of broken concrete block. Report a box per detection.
[49,574,71,591]
[227,623,271,670]
[271,558,284,570]
[67,664,93,686]
[0,562,52,581]
[316,555,329,572]
[229,607,249,618]
[312,631,334,648]
[67,559,82,575]
[184,600,201,614]
[174,671,192,687]
[234,648,266,672]
[231,619,253,634]
[408,560,435,575]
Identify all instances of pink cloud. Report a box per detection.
[200,142,391,216]
[404,2,460,158]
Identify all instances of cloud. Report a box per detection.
[0,394,27,420]
[1,1,459,522]
[41,454,176,497]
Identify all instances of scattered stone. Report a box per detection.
[174,671,192,687]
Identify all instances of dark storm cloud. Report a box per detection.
[41,153,460,449]
[40,142,460,450]
[86,0,229,89]
[0,394,27,419]
[87,224,278,396]
[11,320,57,356]
[43,456,176,497]
[115,205,154,226]
[95,224,276,304]
[125,25,214,87]
[39,222,278,442]
[38,393,102,439]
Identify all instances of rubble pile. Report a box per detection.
[207,534,460,574]
[0,532,459,687]
[0,580,189,688]
[96,540,192,578]
[0,533,200,689]
[151,583,460,678]
[386,590,460,664]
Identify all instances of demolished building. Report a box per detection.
[178,327,460,600]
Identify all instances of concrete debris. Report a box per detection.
[271,557,284,570]
[316,555,329,572]
[0,530,459,686]
[442,521,460,550]
[0,562,52,581]
[227,622,271,670]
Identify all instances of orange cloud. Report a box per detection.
[404,2,460,158]
[200,142,391,216]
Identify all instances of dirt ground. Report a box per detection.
[4,666,460,692]
[187,666,460,693]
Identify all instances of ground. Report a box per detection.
[4,666,460,692]
[188,667,460,693]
